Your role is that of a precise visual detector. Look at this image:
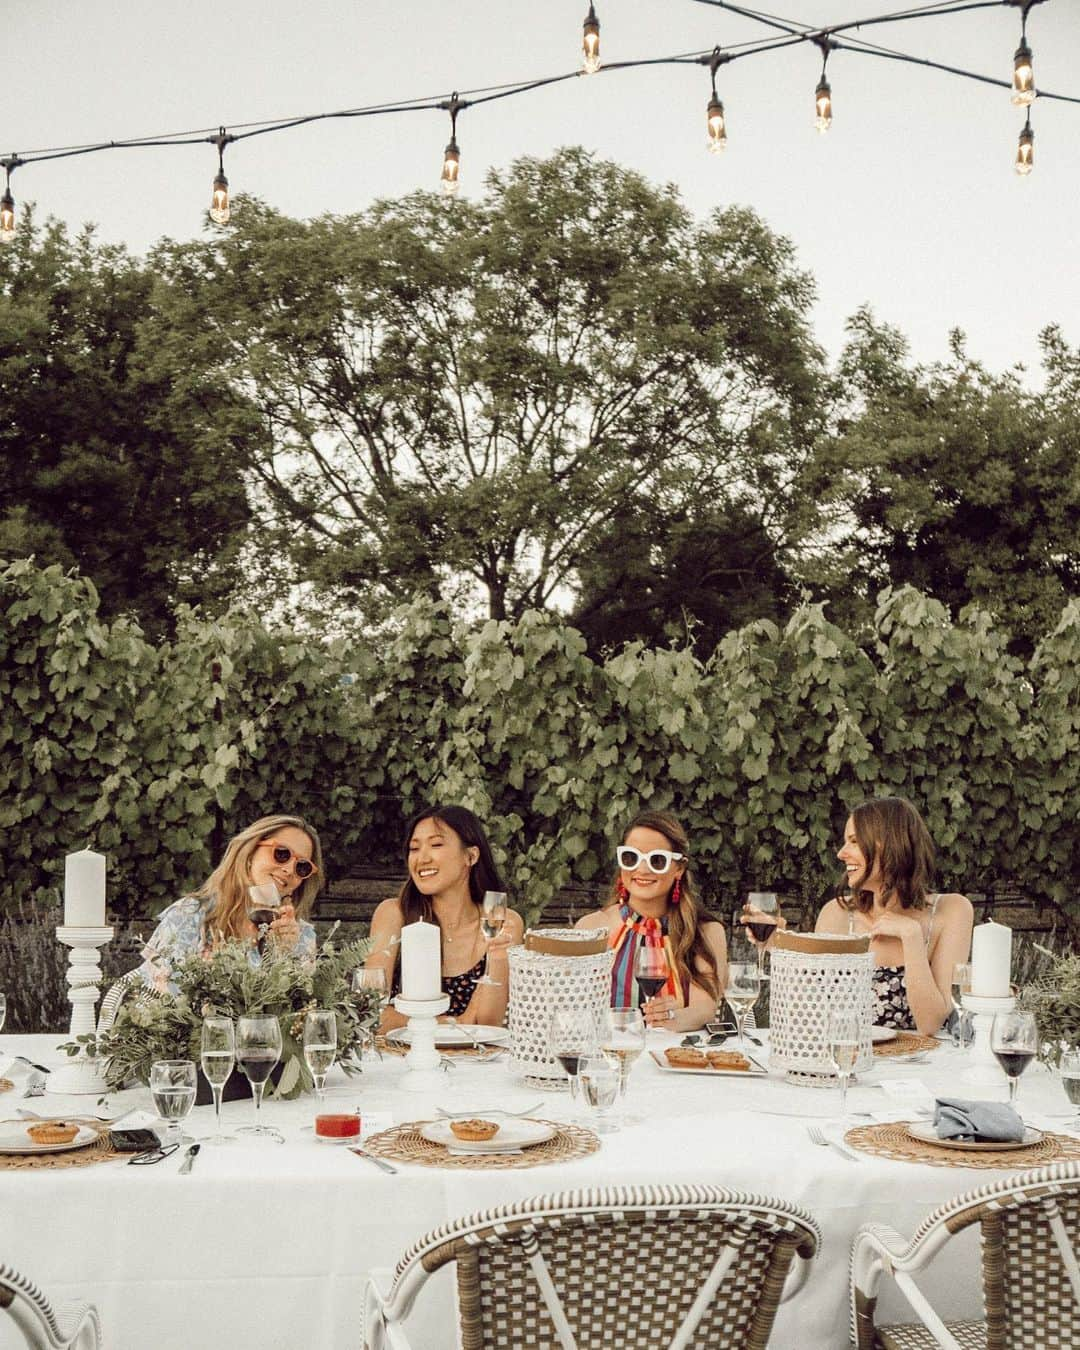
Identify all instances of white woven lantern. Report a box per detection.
[768,931,873,1086]
[508,929,613,1089]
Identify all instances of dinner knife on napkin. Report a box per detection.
[179,1143,201,1174]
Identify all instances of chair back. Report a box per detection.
[0,1259,101,1349]
[97,968,144,1034]
[380,1184,819,1350]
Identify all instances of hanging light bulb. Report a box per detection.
[582,4,601,76]
[1011,39,1036,106]
[0,186,14,243]
[706,95,727,154]
[815,75,833,133]
[440,95,462,196]
[0,158,20,243]
[1015,118,1034,175]
[209,129,233,226]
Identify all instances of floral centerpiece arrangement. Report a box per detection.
[63,932,376,1099]
[1019,948,1080,1068]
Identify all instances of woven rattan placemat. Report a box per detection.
[845,1121,1080,1169]
[0,1121,123,1171]
[363,1119,599,1169]
[873,1032,939,1058]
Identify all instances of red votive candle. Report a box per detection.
[315,1113,361,1143]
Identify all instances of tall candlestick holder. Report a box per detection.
[48,925,114,1095]
[392,993,450,1092]
[961,990,1015,1090]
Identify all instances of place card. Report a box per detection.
[360,1111,394,1139]
[877,1078,936,1113]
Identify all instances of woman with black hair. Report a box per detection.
[365,804,524,1031]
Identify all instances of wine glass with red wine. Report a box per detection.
[634,944,669,1016]
[744,892,779,977]
[549,1007,597,1110]
[990,1011,1038,1107]
[246,881,282,949]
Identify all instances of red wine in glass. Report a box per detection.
[556,1053,582,1077]
[636,976,667,1001]
[993,1049,1035,1080]
[746,920,778,943]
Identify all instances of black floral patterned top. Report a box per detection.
[865,894,941,1030]
[390,957,486,1017]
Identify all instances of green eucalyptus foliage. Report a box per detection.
[1020,952,1080,1065]
[2,560,1079,928]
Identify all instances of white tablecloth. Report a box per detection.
[1,1031,1073,1350]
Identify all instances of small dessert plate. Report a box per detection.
[0,1120,98,1155]
[906,1121,1043,1152]
[871,1027,898,1044]
[419,1118,555,1153]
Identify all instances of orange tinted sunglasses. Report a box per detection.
[254,839,318,879]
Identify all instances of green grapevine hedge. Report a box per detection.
[2,558,1078,925]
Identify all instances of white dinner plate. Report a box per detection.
[905,1121,1043,1152]
[387,1024,510,1048]
[0,1120,98,1155]
[649,1050,767,1078]
[419,1118,555,1153]
[871,1027,898,1044]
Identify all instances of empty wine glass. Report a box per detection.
[149,1059,197,1146]
[303,1009,337,1102]
[550,1006,597,1108]
[725,962,761,1049]
[827,1008,860,1119]
[991,1011,1038,1107]
[200,1016,237,1145]
[352,967,389,1056]
[578,1054,621,1133]
[951,962,973,1048]
[477,891,508,987]
[1059,1049,1080,1131]
[236,1015,283,1141]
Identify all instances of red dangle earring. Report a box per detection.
[616,878,629,901]
[670,877,682,906]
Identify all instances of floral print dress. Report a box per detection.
[138,895,317,994]
[867,894,941,1030]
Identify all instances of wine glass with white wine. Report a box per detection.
[827,1008,860,1118]
[303,1009,337,1102]
[1059,1048,1080,1132]
[200,1016,237,1145]
[476,891,508,987]
[149,1059,198,1147]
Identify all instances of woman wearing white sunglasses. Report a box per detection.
[575,811,727,1031]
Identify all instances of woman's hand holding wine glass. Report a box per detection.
[236,1014,283,1142]
[743,893,780,976]
[477,891,508,987]
[634,945,672,1029]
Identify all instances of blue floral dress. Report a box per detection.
[138,895,317,994]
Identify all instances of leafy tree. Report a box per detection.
[141,148,828,623]
[0,211,251,635]
[813,309,1080,652]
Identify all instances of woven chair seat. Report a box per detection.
[367,1183,820,1350]
[852,1161,1080,1350]
[1,1259,102,1349]
[874,1320,986,1349]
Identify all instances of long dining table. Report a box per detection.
[1,1027,1074,1350]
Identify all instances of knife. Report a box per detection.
[179,1143,201,1174]
[349,1146,397,1174]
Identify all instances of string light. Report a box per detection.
[1012,40,1035,106]
[0,157,20,243]
[582,4,601,76]
[209,129,234,226]
[1015,114,1034,175]
[440,95,462,196]
[705,48,729,154]
[814,39,835,134]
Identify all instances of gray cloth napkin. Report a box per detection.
[934,1097,1025,1142]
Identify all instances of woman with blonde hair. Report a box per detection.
[576,810,727,1032]
[138,814,323,992]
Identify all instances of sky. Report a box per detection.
[8,0,1079,384]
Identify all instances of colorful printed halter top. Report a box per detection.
[608,903,688,1009]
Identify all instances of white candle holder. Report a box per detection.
[393,993,451,1092]
[48,925,114,1095]
[961,990,1015,1090]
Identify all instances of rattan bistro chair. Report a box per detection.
[0,1260,101,1350]
[364,1183,821,1350]
[850,1160,1080,1349]
[96,968,144,1032]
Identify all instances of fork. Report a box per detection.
[437,1101,543,1120]
[807,1124,861,1162]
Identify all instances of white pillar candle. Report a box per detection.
[400,920,442,1000]
[64,849,107,927]
[971,920,1012,997]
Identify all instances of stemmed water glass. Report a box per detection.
[951,962,972,1048]
[725,962,761,1049]
[303,1009,337,1102]
[578,1055,621,1134]
[991,1011,1038,1107]
[352,968,389,1056]
[149,1059,197,1146]
[550,1006,597,1109]
[200,1016,237,1145]
[599,1007,646,1098]
[477,891,508,987]
[1059,1049,1080,1131]
[827,1008,860,1119]
[236,1014,283,1141]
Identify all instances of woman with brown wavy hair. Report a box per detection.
[576,810,727,1032]
[138,814,323,992]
